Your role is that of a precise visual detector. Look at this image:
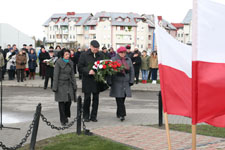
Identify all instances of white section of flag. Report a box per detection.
[155,23,192,78]
[197,0,225,63]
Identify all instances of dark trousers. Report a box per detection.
[116,97,126,117]
[44,76,53,88]
[83,92,99,119]
[17,69,24,82]
[40,63,46,78]
[151,68,158,80]
[134,70,140,84]
[58,101,72,124]
[8,70,15,80]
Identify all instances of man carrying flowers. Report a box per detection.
[78,40,104,122]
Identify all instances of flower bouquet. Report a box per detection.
[92,60,124,83]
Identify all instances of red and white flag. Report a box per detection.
[192,0,225,127]
[156,0,225,127]
[155,21,192,118]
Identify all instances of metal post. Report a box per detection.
[76,96,82,135]
[30,103,42,150]
[158,91,163,126]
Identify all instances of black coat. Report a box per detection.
[101,51,111,59]
[70,55,77,74]
[78,49,104,93]
[131,56,142,74]
[39,52,50,64]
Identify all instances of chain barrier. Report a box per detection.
[0,112,38,150]
[40,113,77,130]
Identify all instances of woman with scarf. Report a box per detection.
[107,47,134,121]
[52,49,77,126]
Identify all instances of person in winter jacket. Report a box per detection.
[107,47,134,121]
[6,49,16,80]
[52,49,77,126]
[39,47,50,79]
[16,50,26,82]
[28,48,37,80]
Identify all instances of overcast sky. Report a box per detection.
[1,0,194,40]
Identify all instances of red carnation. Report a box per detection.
[103,65,106,69]
[117,63,121,67]
[113,65,117,69]
[105,61,108,64]
[97,61,100,64]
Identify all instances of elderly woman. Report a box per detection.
[108,47,134,121]
[16,49,27,82]
[52,49,77,126]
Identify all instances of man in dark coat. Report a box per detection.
[78,40,104,122]
[44,49,55,89]
[132,50,142,84]
[126,45,133,59]
[100,46,110,59]
[39,47,50,79]
[74,48,82,79]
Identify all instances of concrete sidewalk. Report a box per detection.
[2,76,161,92]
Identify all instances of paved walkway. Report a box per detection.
[92,125,225,150]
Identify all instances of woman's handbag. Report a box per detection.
[97,81,109,92]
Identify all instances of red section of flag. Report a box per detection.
[159,64,192,117]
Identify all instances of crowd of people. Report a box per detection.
[0,41,158,126]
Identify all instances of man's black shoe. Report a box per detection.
[120,116,125,122]
[84,118,90,122]
[90,118,98,122]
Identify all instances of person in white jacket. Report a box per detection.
[6,49,16,80]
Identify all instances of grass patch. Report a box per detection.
[150,124,225,138]
[19,133,136,150]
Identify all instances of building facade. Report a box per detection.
[43,12,176,52]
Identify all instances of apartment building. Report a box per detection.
[171,23,185,43]
[43,12,92,48]
[43,12,176,51]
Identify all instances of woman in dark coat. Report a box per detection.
[108,46,134,121]
[39,47,50,79]
[28,48,37,80]
[52,49,77,126]
[131,51,142,84]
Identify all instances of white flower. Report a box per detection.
[93,65,98,70]
[99,64,103,69]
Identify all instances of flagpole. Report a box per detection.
[164,112,171,150]
[192,125,197,150]
[192,0,198,149]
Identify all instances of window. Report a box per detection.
[50,35,52,39]
[54,26,58,31]
[53,35,55,39]
[85,26,89,31]
[50,27,52,31]
[70,35,72,39]
[116,17,123,22]
[148,35,151,40]
[73,35,75,39]
[137,44,139,48]
[141,45,143,48]
[70,26,72,30]
[148,44,151,49]
[85,35,89,39]
[93,35,96,39]
[181,34,183,37]
[90,26,96,30]
[125,17,130,22]
[137,37,139,41]
[178,34,180,37]
[120,26,124,30]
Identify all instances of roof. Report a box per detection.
[84,12,143,26]
[43,13,92,26]
[171,23,184,29]
[142,14,155,28]
[182,9,192,24]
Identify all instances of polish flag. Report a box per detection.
[156,0,225,128]
[192,0,225,127]
[155,22,192,118]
